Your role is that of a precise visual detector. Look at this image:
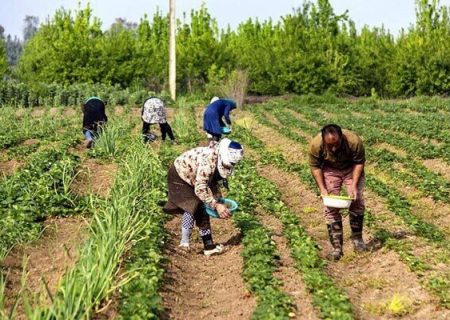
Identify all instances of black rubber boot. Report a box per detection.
[349,213,367,252]
[326,221,344,261]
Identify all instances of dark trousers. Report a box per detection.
[142,122,175,140]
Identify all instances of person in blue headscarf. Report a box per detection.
[81,97,108,148]
[203,97,237,141]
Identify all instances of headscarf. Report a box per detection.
[210,96,220,104]
[217,138,244,178]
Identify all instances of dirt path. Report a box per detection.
[1,216,88,319]
[256,209,319,320]
[160,215,256,319]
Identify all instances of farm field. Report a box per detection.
[0,96,450,319]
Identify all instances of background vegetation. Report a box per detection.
[1,0,450,99]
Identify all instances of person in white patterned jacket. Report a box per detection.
[141,96,175,143]
[163,138,244,256]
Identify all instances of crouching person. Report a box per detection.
[163,138,244,256]
[81,97,108,148]
[142,96,175,143]
[309,124,367,261]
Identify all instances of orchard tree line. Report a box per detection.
[1,0,450,98]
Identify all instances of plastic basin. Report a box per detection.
[205,198,238,218]
[321,194,353,209]
[221,126,231,134]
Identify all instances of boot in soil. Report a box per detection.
[326,221,344,261]
[201,232,224,256]
[350,213,367,252]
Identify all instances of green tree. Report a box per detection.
[17,5,103,85]
[177,5,223,92]
[0,37,7,78]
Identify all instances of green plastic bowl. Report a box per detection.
[205,198,238,218]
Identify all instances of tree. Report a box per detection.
[23,15,39,42]
[17,5,103,84]
[0,37,7,77]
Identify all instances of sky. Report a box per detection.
[2,0,450,39]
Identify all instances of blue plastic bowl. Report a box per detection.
[221,126,231,134]
[205,198,238,218]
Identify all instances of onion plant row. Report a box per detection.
[117,101,202,319]
[28,136,167,319]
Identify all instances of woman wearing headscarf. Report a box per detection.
[203,97,237,141]
[81,97,108,148]
[163,138,244,256]
[142,97,175,143]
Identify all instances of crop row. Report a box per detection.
[0,144,85,261]
[247,104,450,308]
[228,126,354,319]
[25,130,167,318]
[332,101,450,144]
[118,102,204,319]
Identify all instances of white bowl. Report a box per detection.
[321,195,352,209]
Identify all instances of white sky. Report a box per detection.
[2,0,450,39]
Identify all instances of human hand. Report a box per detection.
[349,184,359,200]
[216,203,231,219]
[320,187,328,196]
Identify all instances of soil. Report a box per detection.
[0,159,21,178]
[160,215,256,320]
[21,138,40,146]
[284,109,320,129]
[63,108,77,118]
[422,158,450,182]
[373,143,408,157]
[244,96,273,105]
[256,208,319,320]
[252,122,308,164]
[114,105,124,114]
[31,108,45,117]
[0,216,88,319]
[70,159,118,198]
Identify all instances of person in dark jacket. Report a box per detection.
[203,97,237,141]
[141,97,175,143]
[81,97,108,148]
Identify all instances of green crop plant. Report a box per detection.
[30,141,167,319]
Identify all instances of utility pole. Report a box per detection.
[169,0,176,101]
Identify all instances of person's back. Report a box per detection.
[141,97,175,142]
[203,99,237,139]
[81,97,108,148]
[142,97,166,124]
[82,97,107,132]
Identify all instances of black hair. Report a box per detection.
[321,124,342,139]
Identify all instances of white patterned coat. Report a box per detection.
[142,97,167,124]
